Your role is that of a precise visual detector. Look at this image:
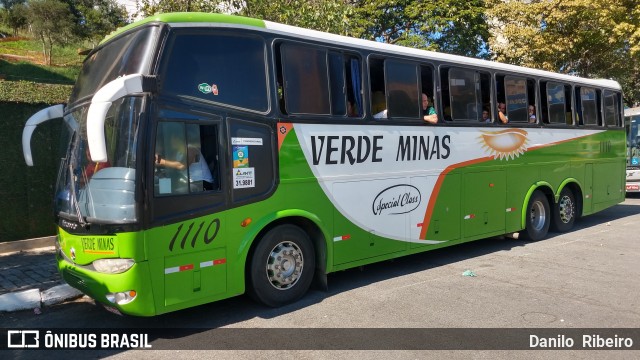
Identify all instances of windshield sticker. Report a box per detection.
[198,83,219,95]
[233,167,255,189]
[198,83,212,94]
[159,178,171,194]
[233,146,249,168]
[232,137,263,146]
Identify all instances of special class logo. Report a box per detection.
[372,184,421,215]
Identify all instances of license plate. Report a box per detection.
[626,184,640,191]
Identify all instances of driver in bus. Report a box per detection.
[155,145,214,192]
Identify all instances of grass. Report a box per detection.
[0,37,84,85]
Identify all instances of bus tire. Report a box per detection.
[521,190,550,241]
[248,224,315,307]
[551,187,576,232]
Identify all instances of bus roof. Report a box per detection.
[101,12,265,44]
[104,12,620,91]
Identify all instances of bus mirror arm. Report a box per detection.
[22,104,65,166]
[87,74,156,163]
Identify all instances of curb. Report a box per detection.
[0,284,84,313]
[0,236,56,254]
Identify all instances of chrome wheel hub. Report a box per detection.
[558,195,574,224]
[266,241,304,290]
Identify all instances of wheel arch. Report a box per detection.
[557,179,583,218]
[521,182,555,229]
[242,212,329,292]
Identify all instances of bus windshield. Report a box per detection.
[69,26,159,104]
[55,97,144,225]
[54,27,158,225]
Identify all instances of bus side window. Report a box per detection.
[186,124,219,192]
[448,67,484,121]
[543,81,568,125]
[576,87,600,126]
[385,60,420,119]
[500,75,529,123]
[279,42,330,115]
[155,121,219,196]
[328,52,363,118]
[603,90,621,127]
[229,118,275,203]
[369,57,386,118]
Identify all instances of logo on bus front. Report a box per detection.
[372,184,421,215]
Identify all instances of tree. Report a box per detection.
[28,0,75,65]
[350,0,491,58]
[134,0,354,35]
[135,0,223,17]
[65,0,129,46]
[2,2,28,36]
[487,0,640,106]
[242,0,354,35]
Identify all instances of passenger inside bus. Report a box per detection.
[481,109,491,123]
[497,102,509,124]
[421,93,438,124]
[529,105,537,123]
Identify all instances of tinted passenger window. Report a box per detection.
[579,87,599,125]
[161,32,268,112]
[546,82,567,124]
[603,90,620,126]
[385,60,419,118]
[229,118,275,203]
[504,77,528,122]
[281,43,330,115]
[449,68,479,121]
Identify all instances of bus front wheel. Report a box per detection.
[248,224,315,307]
[551,187,576,232]
[521,190,550,241]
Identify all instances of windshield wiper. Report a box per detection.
[67,163,87,226]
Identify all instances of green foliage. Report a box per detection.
[28,0,76,65]
[0,80,71,241]
[0,37,85,66]
[242,0,354,35]
[135,0,223,16]
[0,80,72,103]
[487,0,640,106]
[62,0,129,46]
[350,0,490,58]
[0,100,62,241]
[1,3,28,36]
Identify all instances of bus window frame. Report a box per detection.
[149,105,227,225]
[157,28,271,115]
[383,58,421,120]
[576,86,600,127]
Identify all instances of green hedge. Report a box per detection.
[0,81,72,242]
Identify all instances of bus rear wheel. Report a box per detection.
[521,190,550,241]
[248,224,315,307]
[551,187,576,232]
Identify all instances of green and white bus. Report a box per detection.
[22,13,625,316]
[625,107,640,192]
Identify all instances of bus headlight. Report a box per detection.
[93,259,135,274]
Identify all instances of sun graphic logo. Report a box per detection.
[479,129,529,160]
